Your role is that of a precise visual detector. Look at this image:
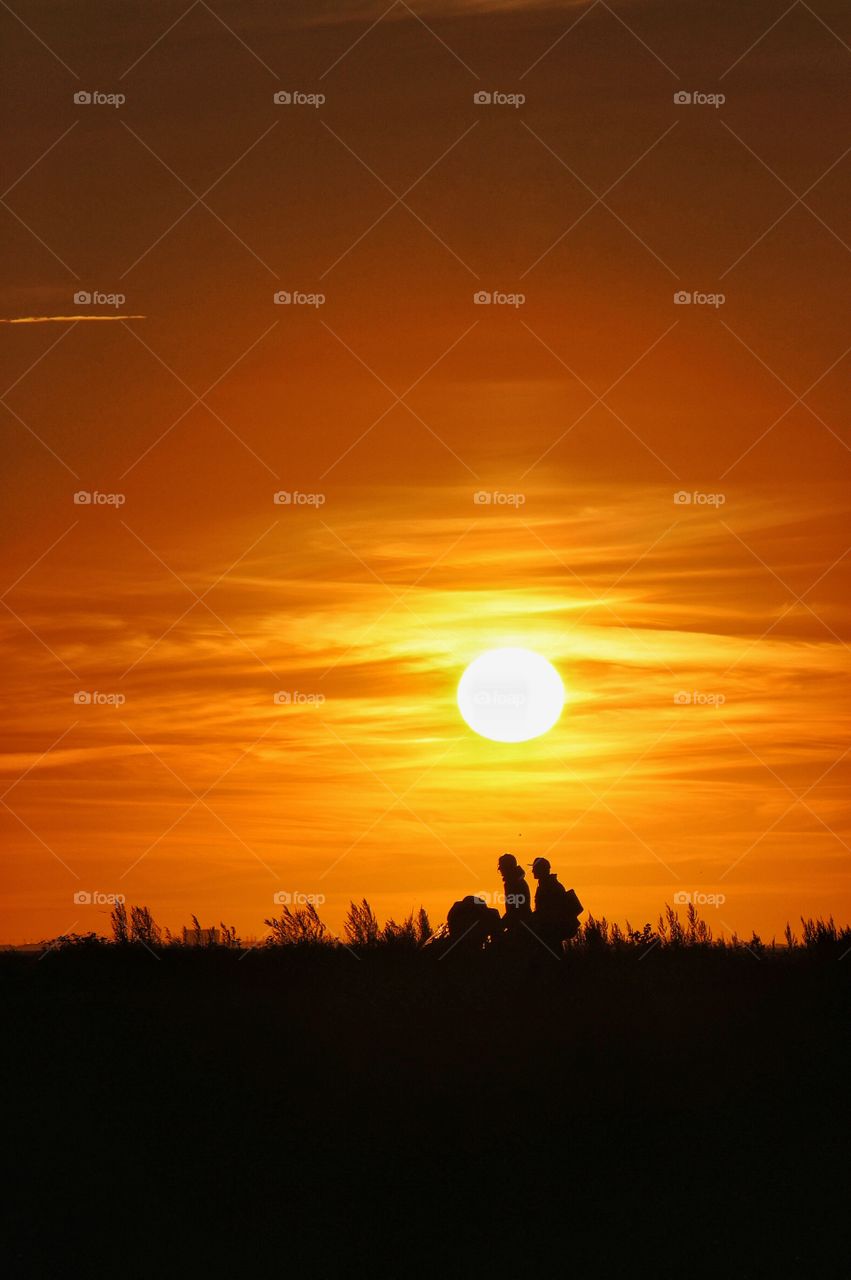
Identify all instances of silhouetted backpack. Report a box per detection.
[541,877,584,939]
[563,888,584,939]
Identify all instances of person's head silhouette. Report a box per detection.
[531,857,551,881]
[498,852,519,877]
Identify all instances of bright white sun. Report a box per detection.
[457,647,565,743]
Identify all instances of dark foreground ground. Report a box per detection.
[3,943,850,1276]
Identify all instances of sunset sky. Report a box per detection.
[2,0,850,943]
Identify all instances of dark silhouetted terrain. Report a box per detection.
[4,914,851,1275]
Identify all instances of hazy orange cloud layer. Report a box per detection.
[1,0,849,941]
[3,480,849,940]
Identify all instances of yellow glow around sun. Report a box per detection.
[457,647,565,743]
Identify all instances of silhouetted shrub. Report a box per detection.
[264,903,330,946]
[344,898,381,947]
[129,906,161,947]
[110,901,129,945]
[49,932,105,950]
[381,906,433,947]
[581,915,609,948]
[801,915,849,952]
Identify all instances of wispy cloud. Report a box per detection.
[290,0,589,27]
[0,316,146,324]
[2,481,847,937]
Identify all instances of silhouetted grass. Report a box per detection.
[28,898,851,961]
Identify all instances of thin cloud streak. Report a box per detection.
[0,316,146,324]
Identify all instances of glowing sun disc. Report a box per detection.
[457,647,565,743]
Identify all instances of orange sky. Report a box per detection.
[2,0,850,943]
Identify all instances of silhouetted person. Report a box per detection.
[497,853,532,935]
[446,895,501,952]
[530,857,584,954]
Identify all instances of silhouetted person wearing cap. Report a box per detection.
[530,857,583,954]
[497,853,532,936]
